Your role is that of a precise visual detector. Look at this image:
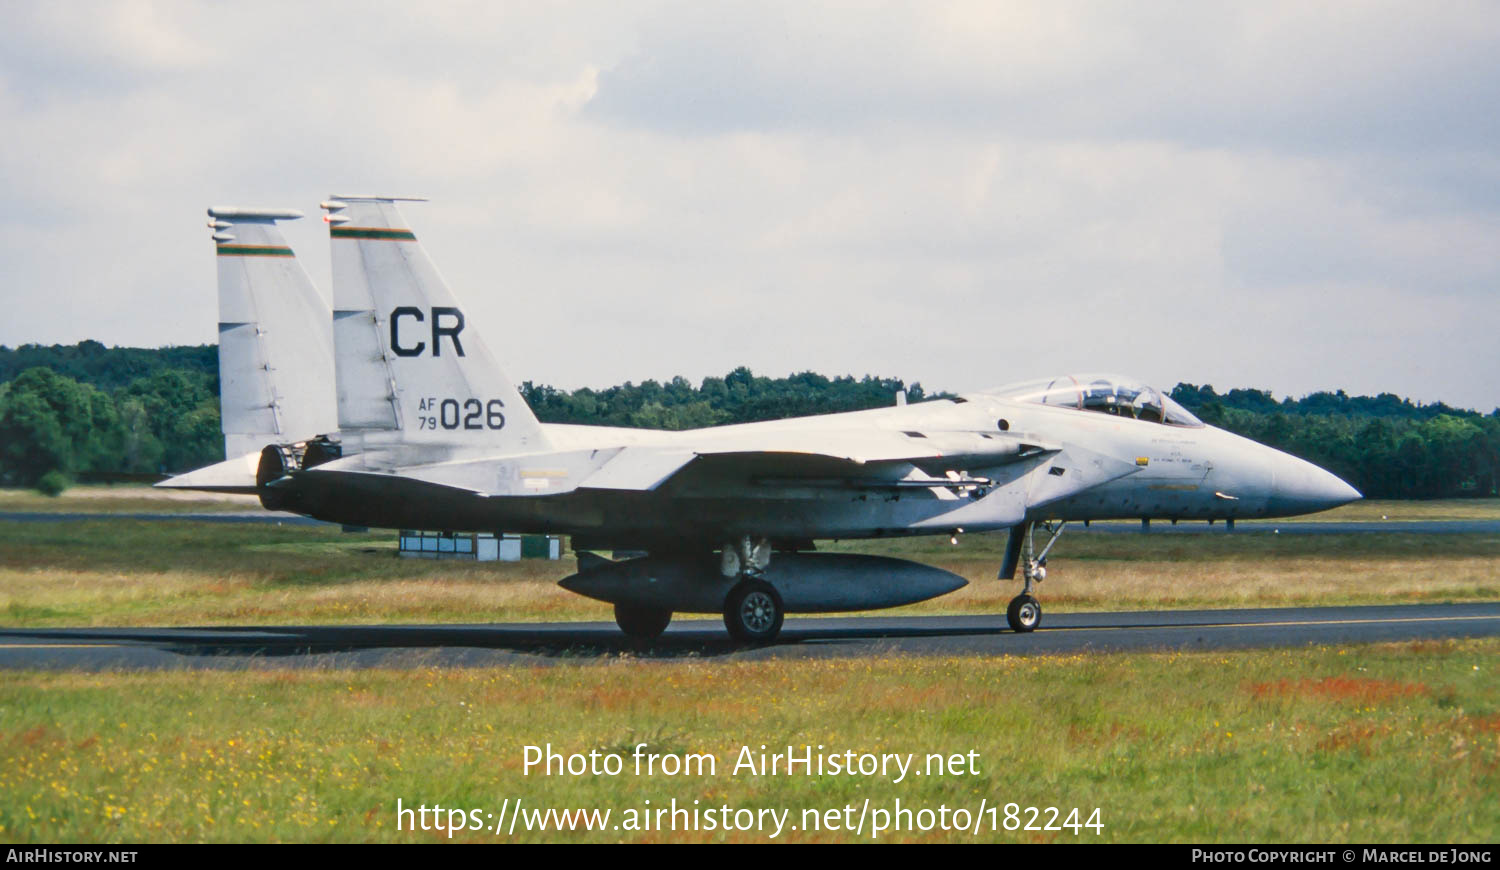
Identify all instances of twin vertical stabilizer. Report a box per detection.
[322,196,548,454]
[209,207,338,459]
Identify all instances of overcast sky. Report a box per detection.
[2,1,1497,410]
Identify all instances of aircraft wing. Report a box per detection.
[279,425,1066,501]
[578,430,1059,493]
[702,429,1056,469]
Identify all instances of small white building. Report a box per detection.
[398,531,561,561]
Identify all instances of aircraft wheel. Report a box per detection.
[724,579,785,643]
[1007,594,1042,633]
[614,603,672,639]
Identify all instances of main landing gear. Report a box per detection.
[605,536,785,643]
[1002,521,1066,633]
[721,535,784,643]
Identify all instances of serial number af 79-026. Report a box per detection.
[416,397,506,431]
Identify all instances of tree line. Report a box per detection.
[519,369,933,431]
[1,341,1496,499]
[1168,384,1500,500]
[0,343,223,492]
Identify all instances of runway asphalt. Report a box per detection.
[1,603,1496,670]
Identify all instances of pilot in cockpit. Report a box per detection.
[988,374,1201,427]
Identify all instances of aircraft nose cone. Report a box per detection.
[1266,454,1362,516]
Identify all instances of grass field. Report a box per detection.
[0,485,262,515]
[1253,499,1500,523]
[3,492,1498,842]
[0,639,1495,842]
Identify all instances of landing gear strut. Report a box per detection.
[1004,521,1066,633]
[721,535,784,643]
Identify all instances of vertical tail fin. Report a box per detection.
[209,207,338,459]
[323,196,549,453]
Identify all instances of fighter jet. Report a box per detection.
[163,196,1361,642]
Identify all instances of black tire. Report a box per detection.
[614,603,672,639]
[723,579,785,643]
[1007,594,1042,633]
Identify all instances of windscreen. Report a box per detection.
[985,373,1203,427]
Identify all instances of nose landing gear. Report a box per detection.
[1007,593,1041,632]
[1003,521,1066,633]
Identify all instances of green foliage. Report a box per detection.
[0,367,124,485]
[119,367,222,472]
[34,470,69,497]
[522,367,932,430]
[1173,384,1500,499]
[0,340,217,392]
[0,343,223,483]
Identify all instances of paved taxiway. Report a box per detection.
[1,603,1495,670]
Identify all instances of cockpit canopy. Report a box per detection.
[982,373,1204,427]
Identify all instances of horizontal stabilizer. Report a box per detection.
[154,451,261,494]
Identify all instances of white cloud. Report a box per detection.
[0,0,1496,410]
